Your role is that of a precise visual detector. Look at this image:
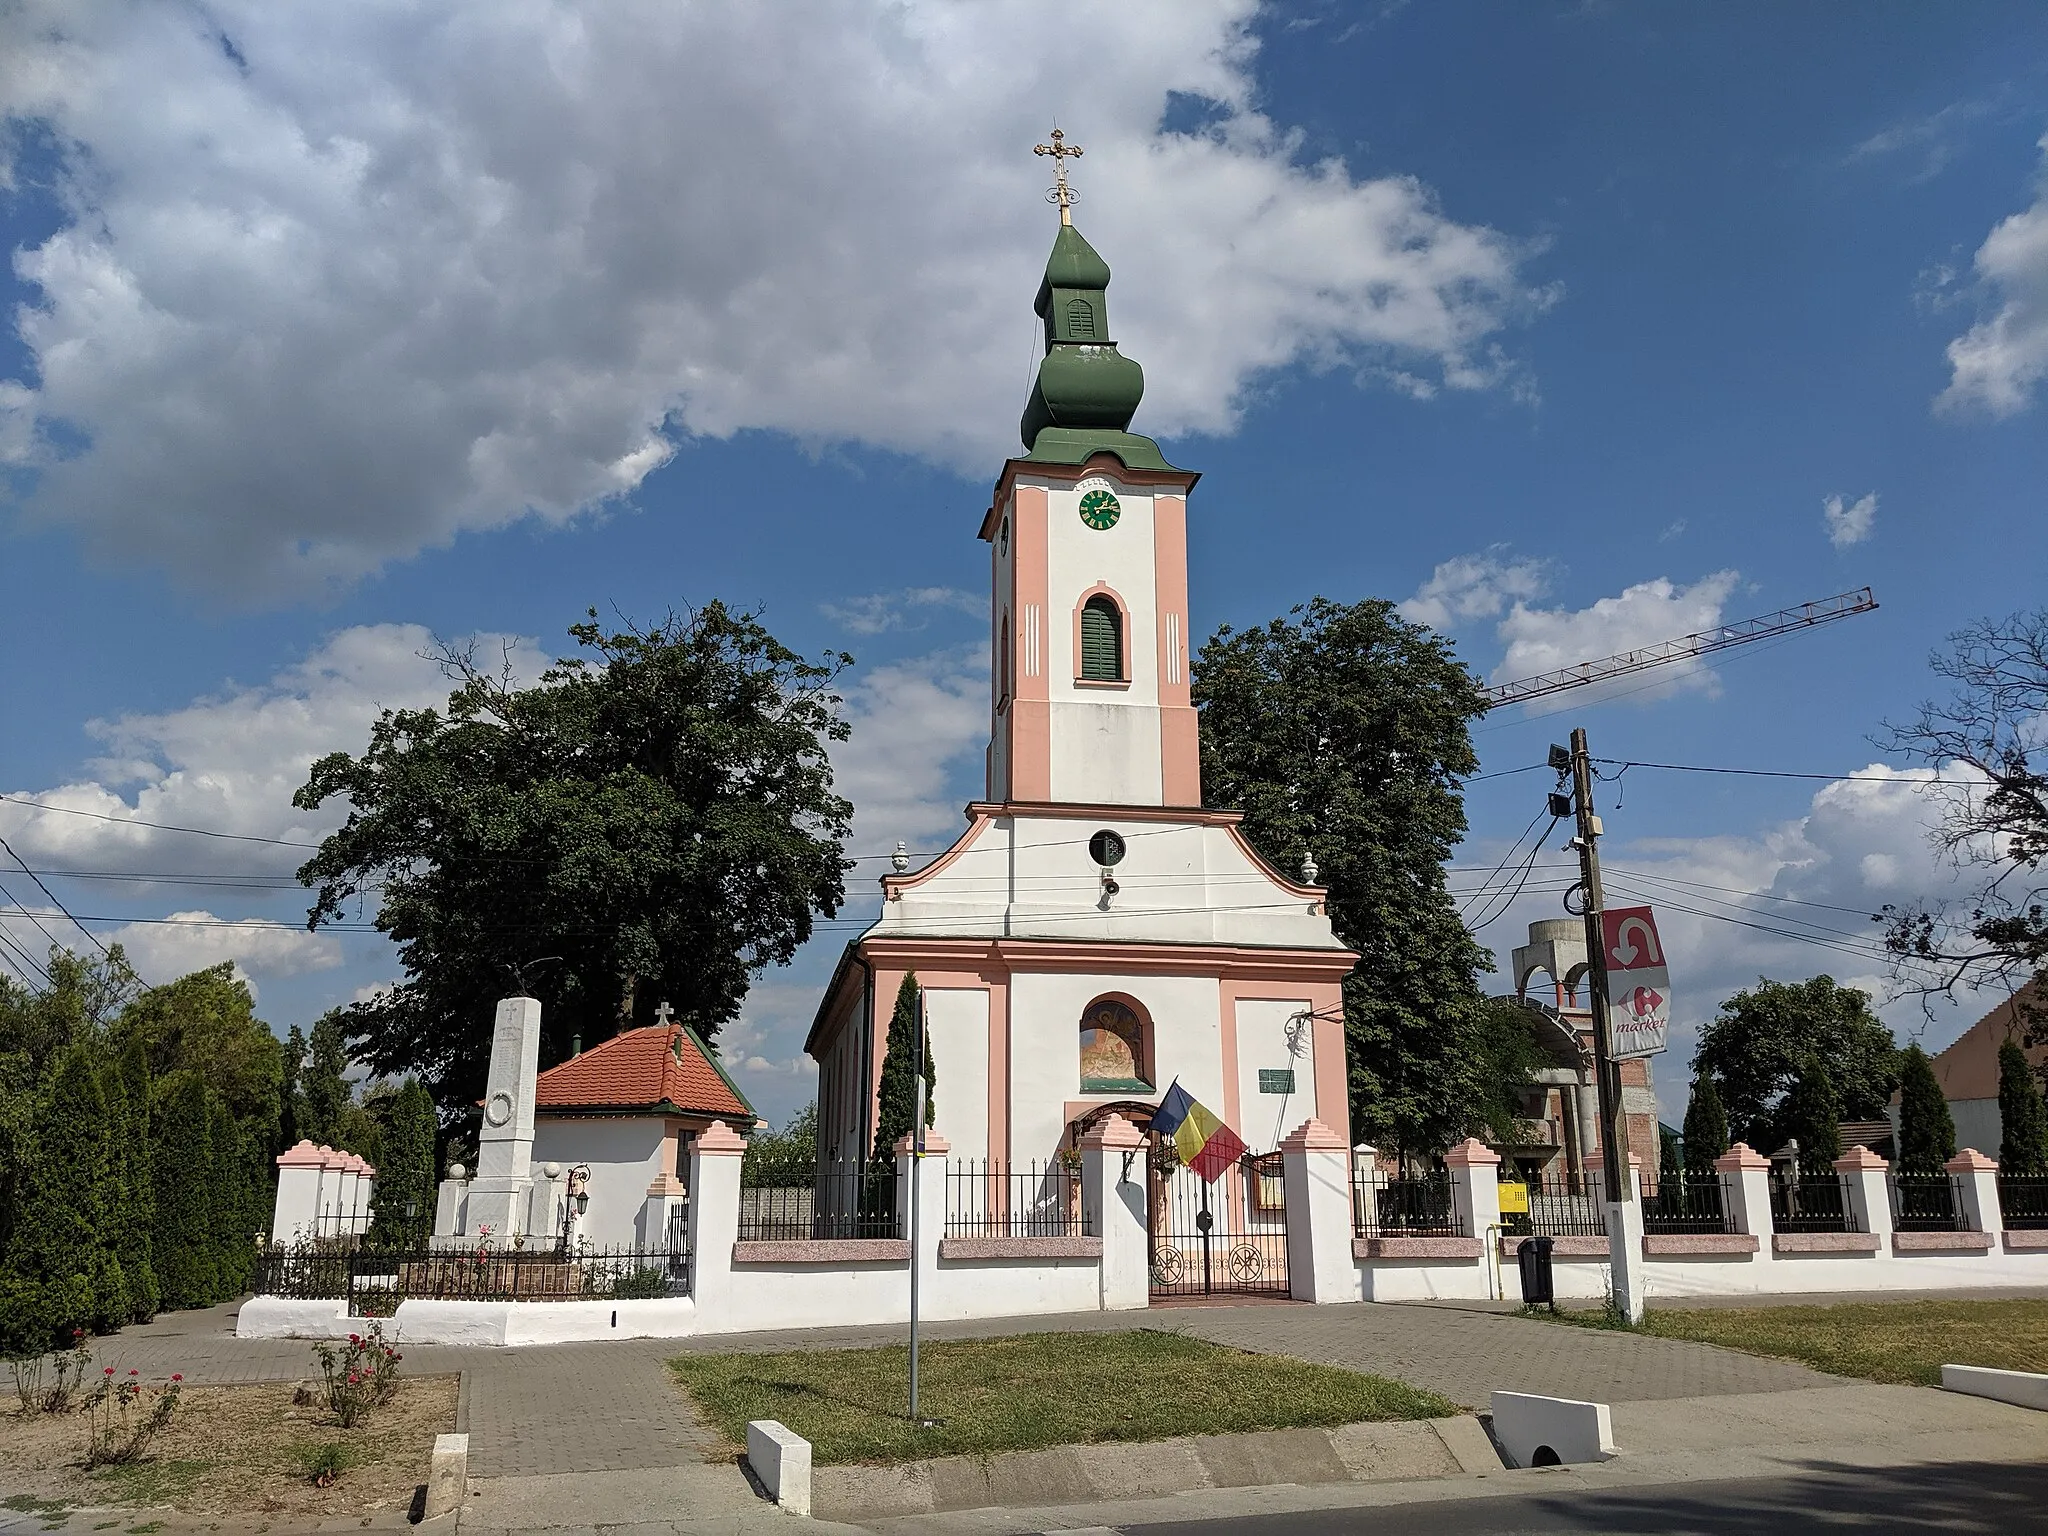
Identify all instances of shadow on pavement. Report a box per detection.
[1126,1459,2048,1534]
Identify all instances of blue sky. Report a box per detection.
[4,3,2047,1129]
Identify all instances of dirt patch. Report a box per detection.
[0,1374,457,1522]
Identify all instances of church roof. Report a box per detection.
[533,1021,757,1124]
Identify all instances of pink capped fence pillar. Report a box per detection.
[1836,1145,1894,1247]
[687,1120,748,1322]
[1714,1142,1776,1260]
[1445,1137,1503,1248]
[1947,1148,2002,1233]
[1079,1114,1149,1311]
[1280,1119,1356,1303]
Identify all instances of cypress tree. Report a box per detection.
[1778,1053,1841,1173]
[117,1032,160,1320]
[368,1077,438,1246]
[1682,1076,1729,1175]
[871,973,936,1161]
[151,1072,217,1309]
[11,1045,115,1343]
[296,1012,352,1148]
[1998,1037,2048,1175]
[205,1097,253,1301]
[1896,1042,1957,1175]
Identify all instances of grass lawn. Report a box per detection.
[1525,1297,2048,1386]
[669,1329,1456,1465]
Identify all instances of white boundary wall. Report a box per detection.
[240,1125,2048,1345]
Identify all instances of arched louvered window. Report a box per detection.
[1080,594,1122,681]
[1065,296,1097,338]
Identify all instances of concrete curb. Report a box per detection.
[811,1416,1500,1521]
[1942,1363,2048,1411]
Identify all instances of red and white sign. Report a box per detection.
[1599,904,1670,1059]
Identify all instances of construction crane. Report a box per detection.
[1483,587,1878,708]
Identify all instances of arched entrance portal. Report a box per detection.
[1066,1103,1289,1299]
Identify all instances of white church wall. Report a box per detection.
[1234,998,1316,1154]
[875,815,1339,952]
[924,988,990,1160]
[1009,970,1223,1161]
[531,1117,667,1249]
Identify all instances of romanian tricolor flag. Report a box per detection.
[1151,1080,1247,1183]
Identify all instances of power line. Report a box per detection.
[0,793,328,849]
[1,834,113,958]
[1592,758,1979,786]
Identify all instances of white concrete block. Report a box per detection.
[1491,1391,1617,1468]
[1942,1363,2048,1412]
[746,1419,812,1516]
[422,1433,468,1521]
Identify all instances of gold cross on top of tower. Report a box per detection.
[1034,127,1083,225]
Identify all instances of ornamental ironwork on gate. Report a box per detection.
[1148,1153,1288,1298]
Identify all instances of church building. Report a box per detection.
[807,142,1358,1168]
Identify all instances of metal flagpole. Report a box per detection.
[908,990,927,1425]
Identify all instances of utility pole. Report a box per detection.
[1566,727,1644,1321]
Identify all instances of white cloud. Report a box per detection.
[822,587,983,636]
[0,623,544,878]
[831,643,990,858]
[105,912,341,985]
[1492,570,1740,703]
[1937,133,2048,417]
[0,1,1551,595]
[1822,491,1877,549]
[1398,547,1554,630]
[1466,763,1999,1079]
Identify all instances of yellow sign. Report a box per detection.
[1497,1180,1530,1215]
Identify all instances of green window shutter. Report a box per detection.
[1065,296,1096,339]
[1080,596,1122,680]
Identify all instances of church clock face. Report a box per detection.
[1077,482,1122,531]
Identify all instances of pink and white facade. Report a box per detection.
[271,1139,377,1244]
[808,455,1357,1165]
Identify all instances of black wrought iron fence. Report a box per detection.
[1642,1173,1734,1234]
[1507,1169,1608,1237]
[736,1159,898,1241]
[1769,1171,1859,1233]
[250,1244,693,1306]
[1891,1172,1967,1231]
[1998,1172,2048,1230]
[1350,1170,1463,1236]
[945,1159,1090,1237]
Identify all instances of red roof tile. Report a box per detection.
[533,1023,756,1122]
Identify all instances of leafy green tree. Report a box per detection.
[279,1023,307,1148]
[872,974,936,1161]
[295,1011,353,1149]
[1777,1053,1842,1172]
[1693,977,1899,1150]
[1467,999,1551,1145]
[114,963,283,1137]
[367,1078,438,1246]
[150,1072,219,1310]
[743,1103,817,1185]
[1659,1123,1684,1184]
[1895,1043,1957,1174]
[296,605,855,1111]
[1195,597,1498,1155]
[1999,1037,2048,1174]
[1681,1075,1730,1175]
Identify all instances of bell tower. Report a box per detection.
[982,130,1202,810]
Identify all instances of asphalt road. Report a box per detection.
[1119,1460,2048,1535]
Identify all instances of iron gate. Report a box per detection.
[1149,1154,1289,1298]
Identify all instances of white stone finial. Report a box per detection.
[654,1000,675,1028]
[1301,849,1319,884]
[892,840,910,873]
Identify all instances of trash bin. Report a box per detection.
[1516,1234,1555,1306]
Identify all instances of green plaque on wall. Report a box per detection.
[1258,1069,1296,1095]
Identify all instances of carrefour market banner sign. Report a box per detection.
[1601,904,1670,1060]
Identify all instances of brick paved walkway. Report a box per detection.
[62,1292,1833,1484]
